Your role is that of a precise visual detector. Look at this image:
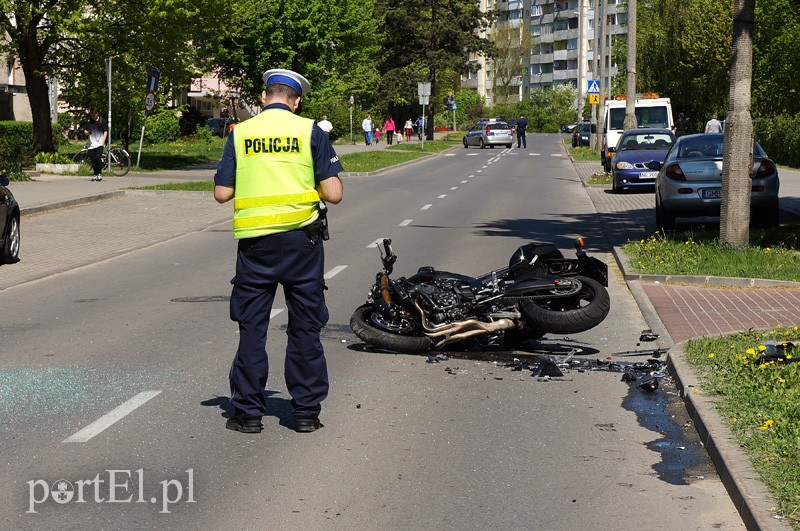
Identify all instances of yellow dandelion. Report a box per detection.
[787,354,793,360]
[731,418,737,423]
[692,389,698,394]
[708,353,715,358]
[778,378,785,383]
[746,348,756,355]
[758,345,767,352]
[759,425,769,431]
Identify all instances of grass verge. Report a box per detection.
[569,145,600,162]
[684,330,800,526]
[622,228,800,281]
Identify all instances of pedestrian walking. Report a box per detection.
[374,126,382,144]
[515,114,528,148]
[705,113,723,133]
[414,116,424,140]
[404,117,414,143]
[673,112,688,137]
[383,117,396,145]
[81,106,108,182]
[362,114,374,145]
[213,68,344,434]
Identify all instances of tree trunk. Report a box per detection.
[19,17,56,154]
[720,0,755,247]
[623,0,637,130]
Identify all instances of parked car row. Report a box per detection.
[604,131,780,230]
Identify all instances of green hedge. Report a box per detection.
[0,121,67,173]
[756,114,800,168]
[144,110,181,144]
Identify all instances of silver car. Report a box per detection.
[652,133,780,229]
[462,121,513,149]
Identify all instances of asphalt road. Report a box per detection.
[1,135,744,528]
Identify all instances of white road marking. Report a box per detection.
[450,187,458,190]
[63,390,162,443]
[445,153,456,156]
[531,153,541,156]
[482,165,488,169]
[551,153,563,157]
[438,194,447,199]
[399,219,413,226]
[324,265,348,280]
[461,180,468,183]
[366,239,383,248]
[421,204,432,210]
[468,175,475,178]
[476,170,482,173]
[466,153,478,156]
[270,309,284,318]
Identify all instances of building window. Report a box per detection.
[531,5,542,16]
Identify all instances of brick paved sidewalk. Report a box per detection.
[574,160,800,344]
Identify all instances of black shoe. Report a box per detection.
[226,416,263,433]
[294,416,322,433]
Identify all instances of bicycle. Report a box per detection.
[71,146,131,177]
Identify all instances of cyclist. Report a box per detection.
[81,106,108,181]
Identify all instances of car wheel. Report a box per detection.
[463,137,468,148]
[506,143,512,148]
[2,213,20,264]
[611,173,619,193]
[479,138,486,149]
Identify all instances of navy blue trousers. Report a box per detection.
[228,229,329,419]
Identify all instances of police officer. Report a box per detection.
[214,68,344,434]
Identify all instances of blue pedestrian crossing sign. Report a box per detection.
[587,80,600,94]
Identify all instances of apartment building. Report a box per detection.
[464,0,628,106]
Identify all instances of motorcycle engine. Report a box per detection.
[411,280,469,324]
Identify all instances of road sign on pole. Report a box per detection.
[588,94,600,104]
[418,95,429,106]
[417,82,431,97]
[144,92,156,113]
[587,79,600,94]
[146,68,161,93]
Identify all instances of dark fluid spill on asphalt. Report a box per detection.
[622,378,710,485]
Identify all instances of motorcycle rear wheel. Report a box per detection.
[350,304,433,354]
[518,276,610,335]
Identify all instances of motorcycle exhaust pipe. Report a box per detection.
[433,319,517,348]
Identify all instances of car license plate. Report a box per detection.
[701,188,722,199]
[641,171,658,180]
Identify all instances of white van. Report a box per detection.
[601,97,673,172]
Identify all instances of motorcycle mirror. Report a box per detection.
[574,237,585,251]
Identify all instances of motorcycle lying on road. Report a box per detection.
[350,238,611,353]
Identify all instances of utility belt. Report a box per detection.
[302,201,330,243]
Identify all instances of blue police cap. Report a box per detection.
[262,69,311,96]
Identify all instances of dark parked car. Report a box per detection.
[561,123,578,134]
[0,174,21,264]
[652,133,780,229]
[571,122,596,147]
[506,117,518,135]
[610,128,676,193]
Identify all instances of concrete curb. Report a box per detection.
[609,242,792,529]
[667,345,789,530]
[20,190,127,217]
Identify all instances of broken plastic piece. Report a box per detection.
[531,359,564,378]
[426,355,438,364]
[639,329,659,342]
[621,371,637,382]
[436,354,449,361]
[638,375,659,392]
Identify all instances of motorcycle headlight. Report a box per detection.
[615,161,634,170]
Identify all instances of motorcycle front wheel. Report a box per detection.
[517,276,610,335]
[350,304,434,354]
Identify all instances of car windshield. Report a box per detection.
[619,133,674,151]
[677,136,766,159]
[488,124,509,131]
[609,106,670,130]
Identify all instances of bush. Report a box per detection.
[0,121,35,173]
[34,151,73,164]
[179,105,206,137]
[144,110,181,144]
[193,124,214,143]
[756,114,800,168]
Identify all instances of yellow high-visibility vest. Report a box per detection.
[232,109,319,239]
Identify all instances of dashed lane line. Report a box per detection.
[421,204,432,210]
[324,265,348,280]
[438,194,447,199]
[63,390,163,443]
[399,219,413,226]
[450,187,458,190]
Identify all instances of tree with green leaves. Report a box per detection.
[0,0,227,153]
[207,0,381,122]
[376,0,495,138]
[491,24,534,106]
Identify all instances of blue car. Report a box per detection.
[610,128,676,193]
